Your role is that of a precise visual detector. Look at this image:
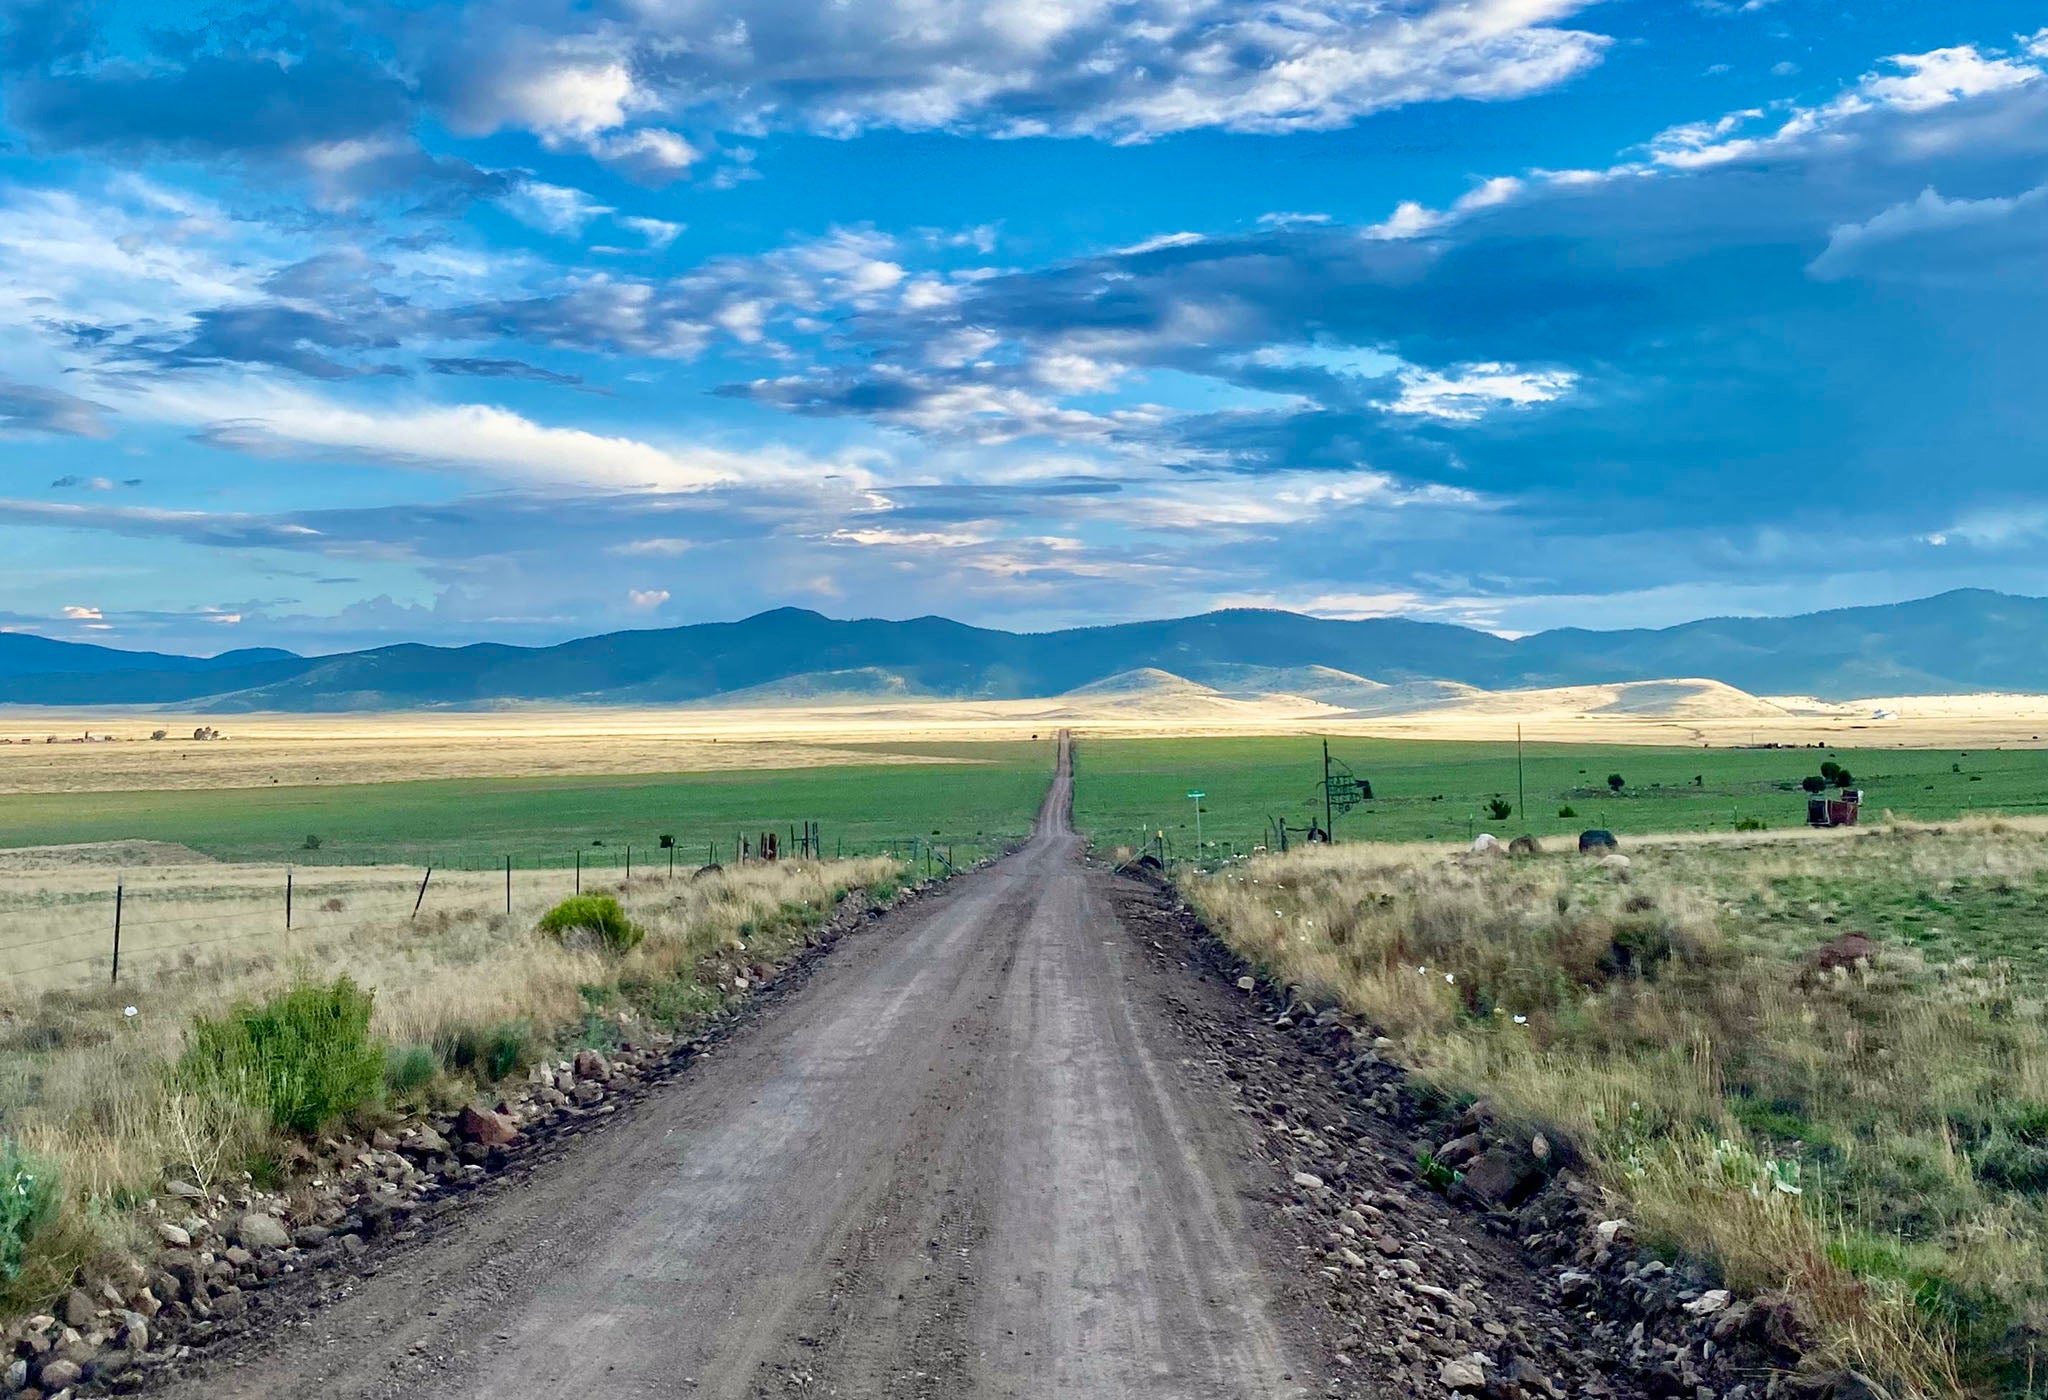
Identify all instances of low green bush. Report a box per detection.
[179,978,384,1135]
[383,1044,437,1095]
[537,894,644,953]
[440,1019,535,1083]
[0,1140,57,1283]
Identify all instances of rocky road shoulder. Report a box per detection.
[1106,868,1818,1400]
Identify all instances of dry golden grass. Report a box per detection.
[1187,820,2048,1398]
[6,686,2041,801]
[0,852,900,1315]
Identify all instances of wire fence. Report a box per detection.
[0,824,1009,993]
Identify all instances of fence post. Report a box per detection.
[575,849,581,894]
[412,866,434,919]
[111,881,123,984]
[286,866,293,930]
[506,854,512,915]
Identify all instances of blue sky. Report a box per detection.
[3,0,2047,654]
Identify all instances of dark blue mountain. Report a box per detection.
[0,590,2039,708]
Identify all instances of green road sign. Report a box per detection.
[1186,789,1205,799]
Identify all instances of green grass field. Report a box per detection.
[0,739,1056,870]
[1071,735,2048,856]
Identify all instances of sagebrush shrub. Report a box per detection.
[180,977,384,1134]
[537,894,644,953]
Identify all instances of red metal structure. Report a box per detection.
[1807,789,1862,828]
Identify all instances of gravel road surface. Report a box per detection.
[161,737,1323,1399]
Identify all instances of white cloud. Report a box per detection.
[828,527,989,549]
[500,180,615,236]
[138,382,853,493]
[457,0,1608,145]
[618,216,684,250]
[609,537,694,556]
[60,604,102,620]
[592,128,700,183]
[1811,183,2048,280]
[479,53,646,141]
[1858,45,2040,112]
[1391,363,1579,420]
[627,588,670,609]
[1647,40,2047,170]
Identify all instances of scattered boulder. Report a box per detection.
[59,1287,96,1329]
[572,1049,613,1082]
[1454,1147,1546,1210]
[455,1104,519,1146]
[1598,853,1632,873]
[1439,1355,1489,1391]
[1235,975,1256,992]
[37,1357,83,1391]
[233,1211,291,1251]
[1508,835,1541,857]
[1469,833,1503,855]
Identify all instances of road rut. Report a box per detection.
[160,737,1319,1398]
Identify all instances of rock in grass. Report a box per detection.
[59,1288,96,1329]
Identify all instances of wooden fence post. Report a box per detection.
[286,867,293,930]
[412,867,434,919]
[505,854,512,914]
[111,881,123,984]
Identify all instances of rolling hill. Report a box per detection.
[0,589,2041,710]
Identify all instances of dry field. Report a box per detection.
[5,683,2043,802]
[1186,818,2048,1396]
[0,847,903,1313]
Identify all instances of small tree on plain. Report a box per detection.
[1607,773,1626,793]
[1486,798,1513,822]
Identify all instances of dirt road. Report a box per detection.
[161,736,1323,1399]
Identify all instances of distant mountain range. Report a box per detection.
[0,589,2042,711]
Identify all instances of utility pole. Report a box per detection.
[1517,724,1526,826]
[1323,739,1335,844]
